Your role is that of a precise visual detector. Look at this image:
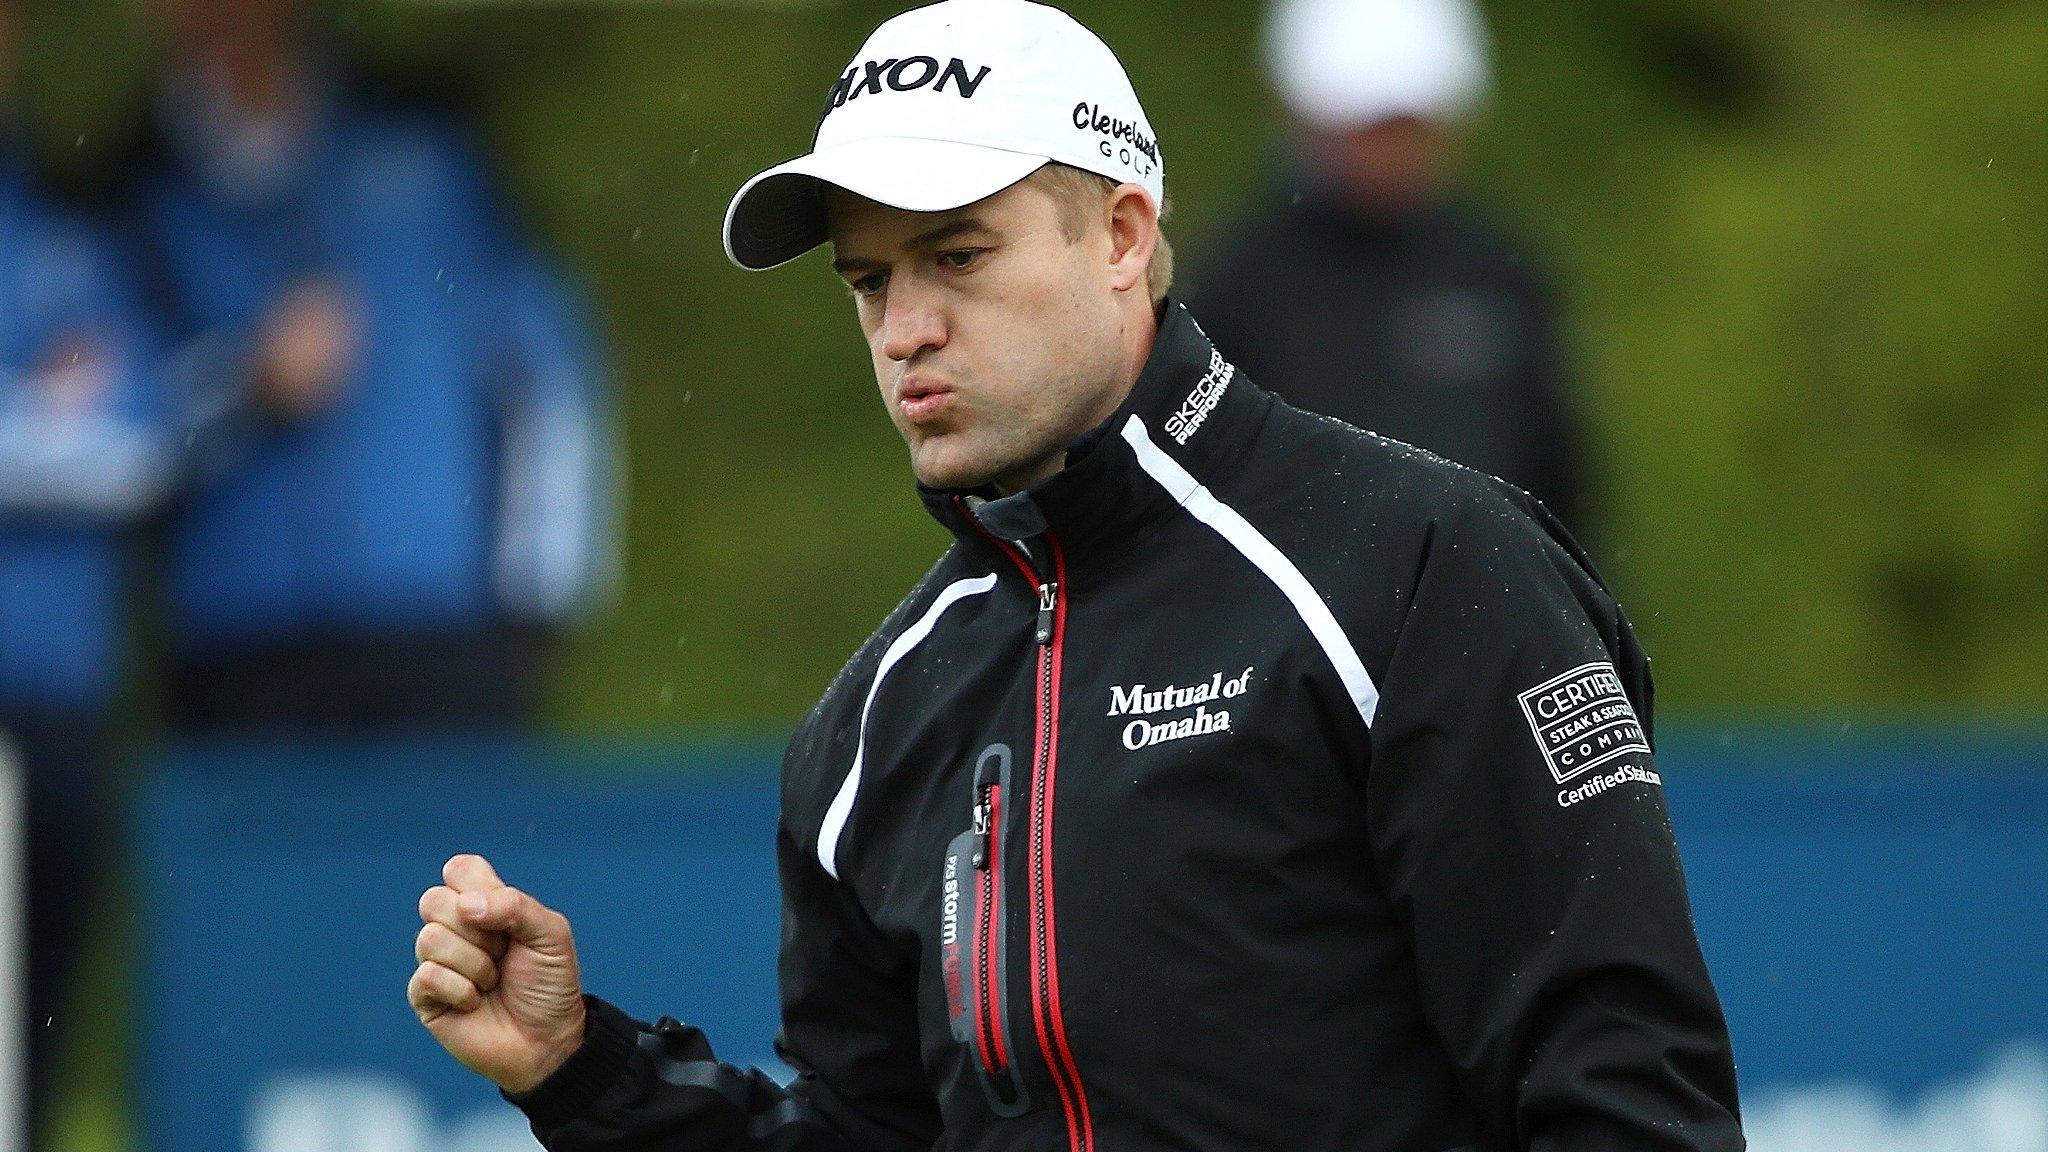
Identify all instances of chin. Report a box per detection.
[909,443,1002,492]
[912,461,995,492]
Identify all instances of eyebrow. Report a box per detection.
[833,217,998,275]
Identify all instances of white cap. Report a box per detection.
[1264,0,1491,130]
[723,0,1164,271]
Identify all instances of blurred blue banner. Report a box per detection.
[136,730,2048,1151]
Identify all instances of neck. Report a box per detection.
[1115,293,1162,401]
[990,296,1161,495]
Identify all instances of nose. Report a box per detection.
[878,278,947,363]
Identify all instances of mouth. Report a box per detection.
[896,377,955,422]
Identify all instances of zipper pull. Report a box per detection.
[970,745,1004,869]
[1034,582,1059,645]
[971,785,994,869]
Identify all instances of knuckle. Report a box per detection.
[422,928,490,981]
[416,921,454,961]
[418,886,451,922]
[424,961,472,1001]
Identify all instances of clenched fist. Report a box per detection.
[410,854,588,1094]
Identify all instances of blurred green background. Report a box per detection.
[11,4,2046,1144]
[20,0,2046,735]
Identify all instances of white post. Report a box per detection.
[0,732,22,1152]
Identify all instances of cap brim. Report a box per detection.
[723,138,1050,271]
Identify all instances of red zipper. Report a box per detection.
[973,783,1009,1073]
[1027,539,1093,1152]
[956,498,1095,1152]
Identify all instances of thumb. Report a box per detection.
[459,887,567,951]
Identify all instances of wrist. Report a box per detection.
[505,996,640,1135]
[507,996,590,1095]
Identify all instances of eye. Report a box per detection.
[937,248,984,271]
[846,271,888,298]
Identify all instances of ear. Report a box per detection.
[1104,184,1161,296]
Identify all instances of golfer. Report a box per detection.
[409,2,1745,1149]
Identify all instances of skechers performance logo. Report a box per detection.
[1517,662,1652,784]
[1108,666,1252,750]
[1165,350,1235,445]
[821,57,993,122]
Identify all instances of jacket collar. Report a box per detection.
[919,298,1270,559]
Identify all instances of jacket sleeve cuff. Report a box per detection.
[504,995,641,1133]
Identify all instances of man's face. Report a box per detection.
[1309,115,1455,215]
[826,175,1131,493]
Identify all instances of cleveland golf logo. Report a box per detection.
[1072,101,1160,178]
[821,57,994,122]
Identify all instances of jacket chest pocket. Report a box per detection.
[939,743,1030,1117]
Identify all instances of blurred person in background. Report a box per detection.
[1185,0,1590,533]
[125,0,617,732]
[1,0,173,1143]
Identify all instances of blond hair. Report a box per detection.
[1027,163,1174,306]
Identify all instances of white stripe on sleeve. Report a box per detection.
[817,572,1001,879]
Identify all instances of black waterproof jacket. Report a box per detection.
[511,301,1744,1152]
